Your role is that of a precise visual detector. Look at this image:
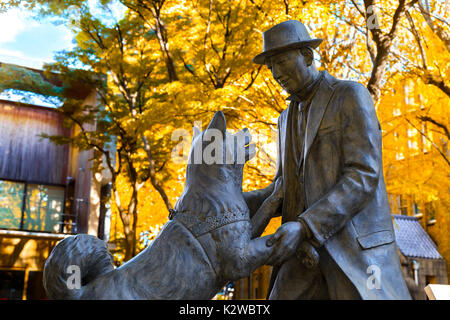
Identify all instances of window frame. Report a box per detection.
[0,177,71,234]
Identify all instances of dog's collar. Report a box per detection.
[169,209,249,238]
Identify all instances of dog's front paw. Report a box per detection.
[266,177,283,205]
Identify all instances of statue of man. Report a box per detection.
[244,20,411,299]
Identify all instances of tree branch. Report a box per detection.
[405,117,450,166]
[417,0,450,51]
[417,115,450,140]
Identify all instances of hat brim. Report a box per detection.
[252,39,322,64]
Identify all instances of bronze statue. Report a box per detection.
[245,20,411,299]
[43,111,285,299]
[43,19,412,301]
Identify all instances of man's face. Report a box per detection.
[265,50,310,94]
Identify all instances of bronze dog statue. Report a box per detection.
[43,111,284,299]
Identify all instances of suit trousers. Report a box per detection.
[268,246,362,300]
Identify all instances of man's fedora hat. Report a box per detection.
[253,20,322,64]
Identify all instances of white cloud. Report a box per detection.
[0,8,37,44]
[0,8,74,68]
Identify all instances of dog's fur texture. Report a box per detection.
[43,111,283,299]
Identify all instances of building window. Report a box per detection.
[413,202,423,218]
[400,195,409,215]
[0,180,24,229]
[23,184,65,232]
[0,179,67,233]
[425,202,436,225]
[388,194,402,214]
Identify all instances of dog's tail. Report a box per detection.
[43,234,114,299]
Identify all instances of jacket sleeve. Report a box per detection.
[298,82,382,247]
[244,115,283,218]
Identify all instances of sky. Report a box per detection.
[0,1,126,106]
[0,0,126,69]
[0,7,74,106]
[0,8,75,69]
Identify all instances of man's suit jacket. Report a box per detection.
[250,71,411,299]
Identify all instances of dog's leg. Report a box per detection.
[244,235,277,272]
[251,177,283,238]
[251,199,281,238]
[243,183,274,219]
[214,221,277,281]
[225,234,277,281]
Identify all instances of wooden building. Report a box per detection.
[0,63,113,299]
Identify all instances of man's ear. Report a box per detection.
[299,47,313,67]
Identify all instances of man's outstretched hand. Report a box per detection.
[265,221,306,266]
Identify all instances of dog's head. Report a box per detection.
[185,111,256,189]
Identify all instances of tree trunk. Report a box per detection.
[363,0,417,103]
[113,184,135,261]
[152,6,178,82]
[366,41,390,102]
[141,134,173,211]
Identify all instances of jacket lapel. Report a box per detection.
[303,72,336,165]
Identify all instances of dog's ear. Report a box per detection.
[206,111,226,137]
[192,126,201,140]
